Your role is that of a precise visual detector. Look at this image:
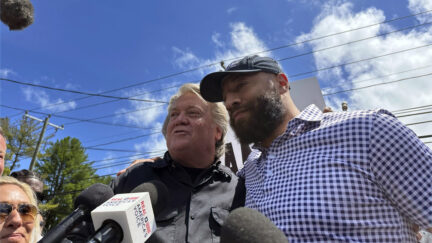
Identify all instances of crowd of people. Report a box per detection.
[1,55,431,242]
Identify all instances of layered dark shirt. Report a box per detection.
[111,152,245,243]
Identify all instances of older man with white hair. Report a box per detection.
[110,83,245,243]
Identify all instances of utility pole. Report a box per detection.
[25,112,64,171]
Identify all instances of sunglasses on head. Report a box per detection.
[0,202,38,223]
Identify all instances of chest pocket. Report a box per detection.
[209,206,230,241]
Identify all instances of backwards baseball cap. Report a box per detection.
[200,55,282,102]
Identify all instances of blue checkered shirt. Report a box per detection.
[238,105,432,242]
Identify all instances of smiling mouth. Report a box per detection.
[174,130,189,134]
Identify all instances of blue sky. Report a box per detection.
[1,0,432,176]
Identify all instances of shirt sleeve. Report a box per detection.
[369,109,432,228]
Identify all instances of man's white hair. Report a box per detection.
[162,83,229,159]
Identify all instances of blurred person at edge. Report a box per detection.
[10,170,44,239]
[0,127,6,176]
[10,170,44,202]
[78,83,245,243]
[0,176,41,243]
[199,55,432,243]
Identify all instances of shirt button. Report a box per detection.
[268,153,275,159]
[190,216,195,220]
[267,170,273,177]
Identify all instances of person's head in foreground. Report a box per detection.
[200,55,299,147]
[0,176,40,243]
[162,83,228,168]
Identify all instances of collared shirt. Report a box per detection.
[238,105,432,243]
[111,152,245,243]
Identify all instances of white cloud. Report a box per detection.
[116,86,175,127]
[0,68,15,78]
[172,47,201,70]
[408,0,432,23]
[134,127,167,157]
[172,22,271,76]
[22,87,77,112]
[227,7,237,14]
[295,0,432,141]
[212,32,224,48]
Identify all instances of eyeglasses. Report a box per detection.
[0,202,38,223]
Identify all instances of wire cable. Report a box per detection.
[13,9,432,116]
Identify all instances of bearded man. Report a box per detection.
[200,55,432,243]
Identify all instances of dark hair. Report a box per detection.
[10,169,41,178]
[10,169,44,201]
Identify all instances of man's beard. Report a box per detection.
[229,90,286,145]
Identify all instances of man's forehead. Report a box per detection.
[222,72,258,85]
[171,93,207,110]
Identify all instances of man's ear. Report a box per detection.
[215,125,223,142]
[276,73,289,94]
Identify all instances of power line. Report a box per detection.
[323,72,432,96]
[342,64,432,87]
[0,104,154,130]
[405,119,432,126]
[83,147,143,153]
[7,35,431,125]
[93,152,164,171]
[61,104,165,126]
[13,9,432,116]
[278,21,432,63]
[289,42,432,79]
[90,154,142,164]
[86,131,160,148]
[392,104,432,113]
[419,135,432,139]
[396,110,432,118]
[394,107,432,114]
[1,104,159,130]
[0,78,168,103]
[53,84,180,115]
[85,152,160,165]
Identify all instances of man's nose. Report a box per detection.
[224,92,241,111]
[173,112,189,125]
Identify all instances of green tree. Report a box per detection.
[35,136,111,231]
[0,116,53,172]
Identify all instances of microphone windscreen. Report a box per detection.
[74,183,114,211]
[0,0,34,30]
[131,180,169,215]
[221,207,288,243]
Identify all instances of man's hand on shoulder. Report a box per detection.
[116,157,161,176]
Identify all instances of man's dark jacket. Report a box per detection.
[110,152,245,243]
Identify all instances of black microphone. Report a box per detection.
[0,0,34,30]
[87,180,169,243]
[38,183,114,243]
[221,207,288,243]
[131,180,169,215]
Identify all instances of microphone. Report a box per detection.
[130,180,169,215]
[88,180,169,243]
[220,207,288,243]
[0,0,34,30]
[38,183,114,243]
